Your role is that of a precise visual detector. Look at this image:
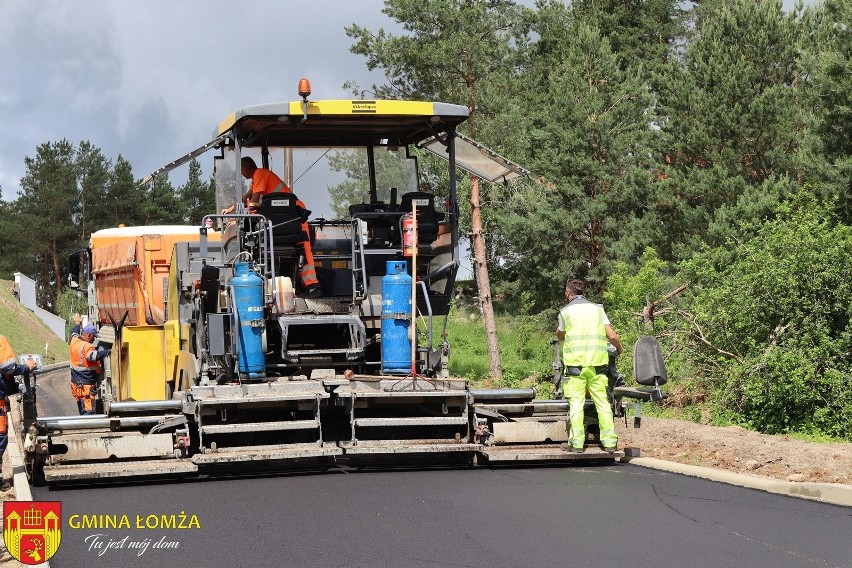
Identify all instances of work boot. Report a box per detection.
[602,446,617,454]
[303,284,323,299]
[560,443,584,453]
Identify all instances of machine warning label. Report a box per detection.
[352,101,377,114]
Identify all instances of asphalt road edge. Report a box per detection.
[623,456,852,508]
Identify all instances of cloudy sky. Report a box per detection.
[0,0,394,200]
[0,0,810,202]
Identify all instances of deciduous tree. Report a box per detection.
[327,149,418,219]
[675,190,852,437]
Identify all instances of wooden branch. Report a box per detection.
[677,309,741,361]
[639,283,689,329]
[768,321,791,346]
[633,306,675,320]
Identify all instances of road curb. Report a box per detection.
[622,456,852,508]
[40,362,68,373]
[6,397,50,567]
[6,396,33,503]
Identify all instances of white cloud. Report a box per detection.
[0,0,817,201]
[0,0,392,199]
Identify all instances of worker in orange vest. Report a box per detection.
[69,324,110,415]
[222,157,322,298]
[0,335,36,489]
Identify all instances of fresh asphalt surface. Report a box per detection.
[30,370,852,568]
[33,368,79,417]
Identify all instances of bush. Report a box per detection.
[677,189,852,440]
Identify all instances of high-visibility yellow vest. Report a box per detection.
[560,298,608,367]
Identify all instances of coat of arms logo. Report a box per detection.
[3,501,62,564]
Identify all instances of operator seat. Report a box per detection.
[634,336,668,387]
[256,193,307,247]
[399,191,440,245]
[350,202,397,246]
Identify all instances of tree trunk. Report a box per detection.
[52,238,62,309]
[469,175,502,379]
[81,184,86,244]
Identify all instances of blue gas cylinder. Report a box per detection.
[232,262,266,379]
[381,260,412,374]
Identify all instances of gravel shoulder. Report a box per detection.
[616,415,852,485]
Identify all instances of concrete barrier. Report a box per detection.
[6,397,33,502]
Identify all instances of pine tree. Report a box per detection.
[653,0,802,259]
[0,199,28,280]
[491,8,655,309]
[17,140,81,307]
[105,155,148,227]
[178,159,214,224]
[570,0,686,71]
[346,0,533,378]
[75,140,113,238]
[797,0,852,222]
[144,174,185,225]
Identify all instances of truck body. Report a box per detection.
[86,226,223,401]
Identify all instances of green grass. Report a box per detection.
[0,280,69,364]
[783,431,847,444]
[440,305,556,396]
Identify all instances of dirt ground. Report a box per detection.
[616,415,852,485]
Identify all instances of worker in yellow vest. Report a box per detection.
[555,278,623,453]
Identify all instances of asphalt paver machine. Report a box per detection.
[22,82,665,484]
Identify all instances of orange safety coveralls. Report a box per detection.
[0,336,29,461]
[0,336,15,372]
[246,168,319,288]
[69,336,102,415]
